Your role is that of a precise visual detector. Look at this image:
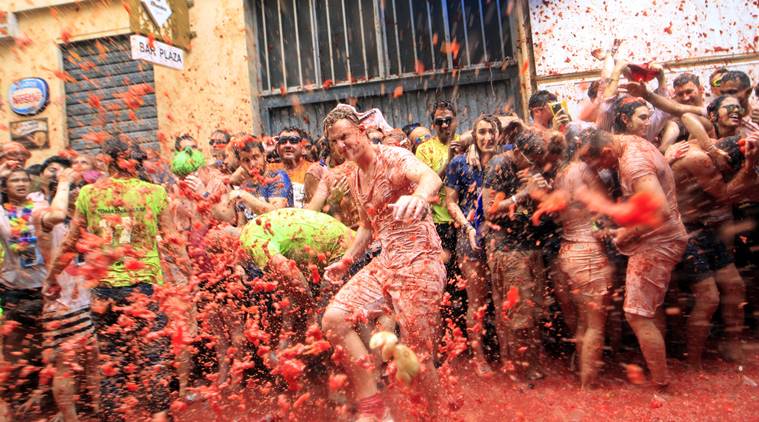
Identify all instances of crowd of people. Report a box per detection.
[1,45,759,421]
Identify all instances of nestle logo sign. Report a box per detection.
[8,78,50,116]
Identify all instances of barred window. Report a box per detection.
[255,0,513,94]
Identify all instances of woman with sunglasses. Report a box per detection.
[444,115,499,376]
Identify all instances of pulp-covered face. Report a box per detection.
[624,105,651,137]
[530,104,552,128]
[72,155,93,173]
[716,96,743,129]
[328,119,368,162]
[238,147,266,176]
[41,162,66,185]
[276,130,304,162]
[474,120,497,154]
[179,138,198,151]
[673,81,704,106]
[6,171,31,200]
[718,80,751,111]
[432,108,457,142]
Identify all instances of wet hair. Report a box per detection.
[709,67,727,87]
[174,133,196,151]
[429,99,456,122]
[579,127,614,158]
[514,130,545,158]
[232,133,264,159]
[40,156,72,173]
[720,70,751,90]
[103,137,147,175]
[706,95,735,122]
[587,81,600,101]
[672,72,701,88]
[402,123,420,137]
[278,126,312,143]
[26,164,43,176]
[210,129,231,144]
[528,90,557,115]
[715,135,744,177]
[612,96,648,133]
[323,105,361,135]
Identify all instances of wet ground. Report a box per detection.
[178,341,759,421]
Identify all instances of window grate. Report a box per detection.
[255,0,513,95]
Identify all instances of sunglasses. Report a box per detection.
[721,104,745,114]
[434,117,453,126]
[277,136,302,145]
[414,134,432,145]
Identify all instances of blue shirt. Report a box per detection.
[239,169,294,220]
[444,155,484,231]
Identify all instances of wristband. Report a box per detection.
[511,194,518,205]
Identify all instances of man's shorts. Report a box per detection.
[330,254,445,344]
[679,224,735,283]
[558,241,612,297]
[487,249,544,330]
[624,240,686,318]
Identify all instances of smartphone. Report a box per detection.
[549,100,568,117]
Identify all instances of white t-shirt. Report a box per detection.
[42,223,90,314]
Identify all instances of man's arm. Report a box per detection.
[623,81,703,117]
[614,173,671,246]
[658,120,682,154]
[680,112,729,171]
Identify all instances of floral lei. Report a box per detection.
[4,201,37,256]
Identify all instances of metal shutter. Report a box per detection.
[62,35,159,154]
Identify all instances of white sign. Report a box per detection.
[141,0,173,28]
[130,34,184,70]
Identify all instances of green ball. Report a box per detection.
[171,147,206,177]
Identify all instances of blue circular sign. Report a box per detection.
[8,78,50,116]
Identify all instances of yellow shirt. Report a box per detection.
[415,136,454,224]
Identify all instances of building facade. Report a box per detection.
[1,0,756,162]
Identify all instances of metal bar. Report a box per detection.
[426,0,435,69]
[341,0,352,81]
[495,0,505,59]
[310,0,322,84]
[373,0,387,77]
[293,0,304,87]
[478,0,488,62]
[326,0,336,81]
[407,0,418,71]
[460,0,471,66]
[441,0,452,69]
[260,0,271,90]
[391,0,401,74]
[277,0,287,87]
[358,0,368,80]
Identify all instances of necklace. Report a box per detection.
[4,201,40,266]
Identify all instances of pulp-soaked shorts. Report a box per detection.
[330,254,445,349]
[487,249,544,330]
[679,224,734,283]
[558,241,612,298]
[624,240,687,318]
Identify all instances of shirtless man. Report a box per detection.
[579,128,687,389]
[668,133,757,365]
[320,106,445,421]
